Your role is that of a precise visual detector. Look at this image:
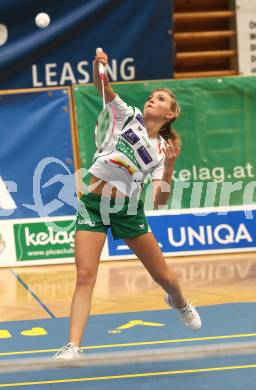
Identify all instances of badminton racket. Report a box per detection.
[94,47,116,152]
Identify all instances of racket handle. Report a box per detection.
[96,47,105,77]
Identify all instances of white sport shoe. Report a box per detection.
[165,295,201,330]
[54,342,83,360]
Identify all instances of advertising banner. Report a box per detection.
[14,220,75,262]
[74,76,256,259]
[0,87,78,267]
[0,0,174,89]
[0,220,17,266]
[0,88,76,220]
[74,76,256,210]
[0,217,109,267]
[1,76,256,266]
[108,208,256,257]
[236,0,256,74]
[0,218,75,267]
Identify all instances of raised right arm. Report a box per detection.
[93,50,116,104]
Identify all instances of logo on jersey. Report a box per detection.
[122,129,139,145]
[141,136,151,149]
[136,114,145,127]
[137,146,153,164]
[137,126,144,132]
[116,138,141,169]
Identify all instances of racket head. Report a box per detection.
[95,106,115,152]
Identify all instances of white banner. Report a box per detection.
[0,217,111,268]
[0,220,16,266]
[0,176,17,210]
[236,0,256,74]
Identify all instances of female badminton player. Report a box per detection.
[55,50,201,359]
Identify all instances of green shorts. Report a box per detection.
[76,192,149,240]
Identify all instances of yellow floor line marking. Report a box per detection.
[1,333,256,356]
[0,332,256,357]
[0,363,256,387]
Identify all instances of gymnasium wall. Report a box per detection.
[1,76,256,266]
[0,0,174,89]
[1,0,256,266]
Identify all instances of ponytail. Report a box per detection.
[160,125,181,148]
[151,87,181,143]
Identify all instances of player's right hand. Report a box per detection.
[95,50,108,66]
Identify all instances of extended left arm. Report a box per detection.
[153,138,180,208]
[153,164,174,208]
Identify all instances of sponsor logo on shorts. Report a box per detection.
[122,129,140,145]
[78,219,96,227]
[136,114,145,127]
[137,146,153,164]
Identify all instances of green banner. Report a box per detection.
[73,76,256,210]
[14,220,75,261]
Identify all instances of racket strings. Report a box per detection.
[95,106,115,152]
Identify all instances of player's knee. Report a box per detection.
[76,268,97,287]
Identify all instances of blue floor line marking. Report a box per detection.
[10,270,55,319]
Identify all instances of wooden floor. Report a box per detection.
[1,252,256,322]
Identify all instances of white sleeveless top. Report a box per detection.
[89,95,166,197]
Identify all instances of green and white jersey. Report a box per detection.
[89,95,166,197]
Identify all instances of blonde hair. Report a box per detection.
[151,88,181,141]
